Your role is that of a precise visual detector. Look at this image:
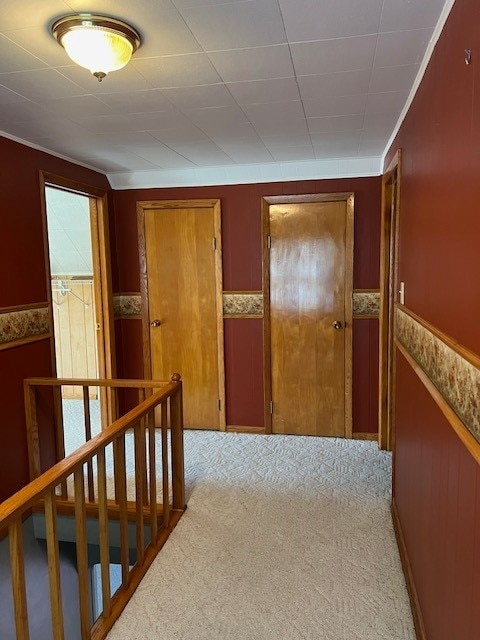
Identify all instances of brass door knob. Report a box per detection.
[150,319,161,327]
[331,320,343,330]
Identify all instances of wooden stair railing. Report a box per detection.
[0,375,185,640]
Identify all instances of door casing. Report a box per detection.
[379,150,402,451]
[262,193,354,437]
[39,171,116,436]
[137,199,226,429]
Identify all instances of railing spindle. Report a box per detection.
[74,467,91,640]
[113,435,130,586]
[169,375,185,511]
[53,386,68,499]
[134,421,145,564]
[161,401,170,528]
[44,491,64,640]
[97,449,111,618]
[82,386,95,502]
[138,389,149,506]
[148,415,158,540]
[9,519,30,640]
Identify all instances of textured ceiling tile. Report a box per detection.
[307,114,365,134]
[297,69,371,101]
[303,93,367,118]
[279,0,383,42]
[261,131,312,148]
[369,64,420,94]
[133,53,222,88]
[0,34,47,73]
[96,89,172,113]
[39,94,113,118]
[242,100,305,126]
[365,91,409,116]
[0,85,25,104]
[291,35,377,76]
[162,84,237,109]
[173,0,251,8]
[208,45,294,82]
[0,0,72,31]
[374,29,432,68]
[380,0,446,32]
[180,0,287,50]
[265,145,315,161]
[0,68,85,100]
[226,77,300,105]
[0,99,51,122]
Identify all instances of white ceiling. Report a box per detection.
[46,186,93,275]
[0,0,451,187]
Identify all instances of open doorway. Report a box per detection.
[45,187,101,454]
[41,175,115,458]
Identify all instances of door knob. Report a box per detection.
[331,320,343,330]
[150,319,161,327]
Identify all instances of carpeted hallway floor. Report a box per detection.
[106,431,415,640]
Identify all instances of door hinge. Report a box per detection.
[269,400,274,414]
[267,235,272,249]
[212,236,217,250]
[217,399,221,411]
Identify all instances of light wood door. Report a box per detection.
[266,197,353,436]
[144,203,224,429]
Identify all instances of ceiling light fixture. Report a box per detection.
[52,14,141,82]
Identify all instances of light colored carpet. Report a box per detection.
[106,431,415,640]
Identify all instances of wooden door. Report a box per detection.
[264,195,353,437]
[142,200,224,429]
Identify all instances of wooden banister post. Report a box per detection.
[24,382,40,481]
[169,373,185,512]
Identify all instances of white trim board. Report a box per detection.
[107,157,382,190]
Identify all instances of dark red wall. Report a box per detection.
[0,136,109,501]
[395,354,480,640]
[385,1,480,354]
[112,177,381,431]
[385,0,480,637]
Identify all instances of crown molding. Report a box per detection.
[107,156,382,190]
[382,0,456,167]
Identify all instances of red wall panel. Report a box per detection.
[113,177,381,431]
[0,340,54,501]
[0,136,109,499]
[395,353,480,640]
[352,319,379,434]
[224,318,264,427]
[383,1,480,637]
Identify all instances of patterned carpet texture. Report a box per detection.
[106,431,415,640]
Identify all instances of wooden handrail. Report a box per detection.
[0,382,179,529]
[1,374,186,640]
[23,377,176,388]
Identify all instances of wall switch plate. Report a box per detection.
[399,281,405,305]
